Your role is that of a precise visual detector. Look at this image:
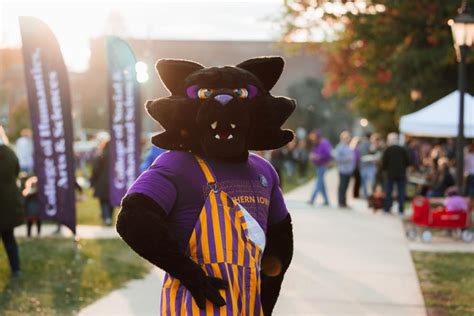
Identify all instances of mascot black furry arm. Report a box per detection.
[117,56,295,315]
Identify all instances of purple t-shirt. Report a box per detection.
[127,151,288,251]
[311,138,332,167]
[444,196,468,212]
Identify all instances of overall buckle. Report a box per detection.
[209,182,218,193]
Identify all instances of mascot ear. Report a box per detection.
[236,56,284,91]
[156,59,204,95]
[146,97,200,151]
[248,96,296,150]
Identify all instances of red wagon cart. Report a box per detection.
[406,196,473,243]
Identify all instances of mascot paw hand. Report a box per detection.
[187,276,228,309]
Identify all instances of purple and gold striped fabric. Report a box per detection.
[160,157,264,316]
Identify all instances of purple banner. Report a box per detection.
[19,17,76,233]
[106,36,141,206]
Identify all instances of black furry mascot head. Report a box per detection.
[146,56,296,161]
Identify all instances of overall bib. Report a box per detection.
[160,156,265,316]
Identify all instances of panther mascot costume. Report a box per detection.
[117,56,295,316]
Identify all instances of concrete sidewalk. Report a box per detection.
[79,169,426,315]
[80,268,164,316]
[279,174,426,315]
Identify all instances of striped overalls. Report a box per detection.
[160,156,265,316]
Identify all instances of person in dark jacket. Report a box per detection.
[427,157,455,198]
[0,138,23,277]
[270,147,286,187]
[90,140,113,226]
[350,137,362,199]
[382,133,411,214]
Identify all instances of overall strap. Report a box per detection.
[194,155,218,190]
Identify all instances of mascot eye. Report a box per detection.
[234,88,249,99]
[197,88,214,99]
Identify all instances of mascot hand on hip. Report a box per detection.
[117,56,295,316]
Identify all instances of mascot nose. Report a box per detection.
[214,94,233,105]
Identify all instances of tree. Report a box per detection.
[282,1,472,133]
[287,77,353,143]
[7,97,30,141]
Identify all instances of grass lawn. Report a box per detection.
[76,189,112,226]
[76,189,120,226]
[412,252,474,316]
[0,238,149,315]
[281,170,314,193]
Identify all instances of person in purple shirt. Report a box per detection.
[307,130,332,206]
[116,57,295,315]
[444,186,468,212]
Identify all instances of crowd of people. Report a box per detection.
[0,124,174,277]
[303,129,474,214]
[304,130,389,210]
[0,126,121,277]
[2,122,473,278]
[266,127,474,217]
[406,139,471,196]
[267,137,310,186]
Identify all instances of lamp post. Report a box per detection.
[449,0,474,191]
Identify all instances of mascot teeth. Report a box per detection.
[211,121,218,130]
[214,134,233,140]
[230,124,236,129]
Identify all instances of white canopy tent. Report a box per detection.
[399,90,474,138]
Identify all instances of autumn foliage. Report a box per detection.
[282,0,471,133]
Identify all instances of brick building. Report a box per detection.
[1,38,323,134]
[84,37,323,132]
